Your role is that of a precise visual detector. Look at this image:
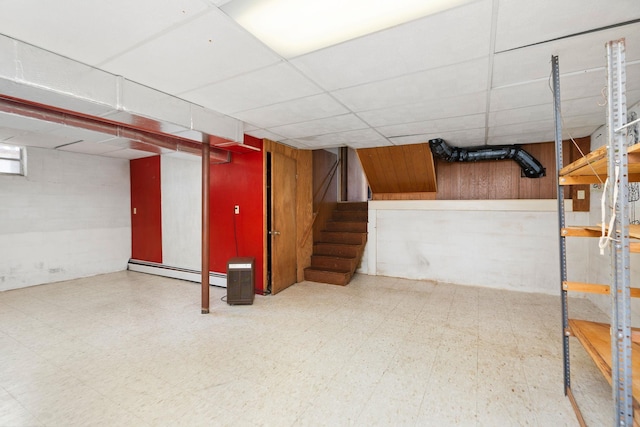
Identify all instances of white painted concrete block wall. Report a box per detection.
[361,200,589,295]
[160,155,201,270]
[0,147,131,291]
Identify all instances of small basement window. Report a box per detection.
[0,143,26,175]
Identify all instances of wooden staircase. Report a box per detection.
[304,202,368,285]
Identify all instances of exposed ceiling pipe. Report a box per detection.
[429,138,546,178]
[0,95,231,163]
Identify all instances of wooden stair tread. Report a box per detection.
[304,267,352,286]
[305,266,351,274]
[336,202,368,211]
[568,319,640,412]
[312,254,357,260]
[308,202,367,286]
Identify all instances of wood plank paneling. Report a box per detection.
[296,150,313,283]
[357,143,436,198]
[435,138,591,204]
[312,150,338,243]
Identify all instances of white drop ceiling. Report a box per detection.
[0,0,639,160]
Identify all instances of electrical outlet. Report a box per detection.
[234,205,239,214]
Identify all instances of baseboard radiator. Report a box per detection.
[127,259,227,287]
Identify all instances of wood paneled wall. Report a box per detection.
[356,143,436,200]
[436,137,590,209]
[436,142,557,200]
[312,150,338,242]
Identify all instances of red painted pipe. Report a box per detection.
[0,95,230,162]
[201,139,211,314]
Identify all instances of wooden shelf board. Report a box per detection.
[568,319,640,416]
[559,143,640,180]
[562,225,640,241]
[563,281,640,298]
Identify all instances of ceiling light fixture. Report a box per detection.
[221,0,477,58]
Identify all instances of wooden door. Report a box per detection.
[271,152,297,294]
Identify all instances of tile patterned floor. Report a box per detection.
[0,271,612,426]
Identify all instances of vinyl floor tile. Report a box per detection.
[0,271,614,426]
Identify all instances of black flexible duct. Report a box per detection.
[428,138,546,178]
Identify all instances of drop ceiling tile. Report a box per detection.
[358,92,487,127]
[561,70,617,101]
[490,69,608,112]
[332,57,489,112]
[278,139,313,149]
[489,105,553,127]
[48,126,117,144]
[490,81,551,111]
[12,134,72,149]
[489,119,554,138]
[0,113,60,134]
[390,127,486,147]
[180,62,322,114]
[492,22,640,88]
[291,0,492,91]
[100,148,158,160]
[494,0,640,52]
[269,114,369,139]
[101,9,281,94]
[0,128,17,141]
[486,126,597,145]
[625,63,640,94]
[489,113,602,139]
[561,113,605,129]
[629,89,640,109]
[244,129,284,142]
[233,94,349,129]
[487,131,553,146]
[0,0,209,65]
[109,139,172,155]
[561,97,607,119]
[57,140,122,155]
[348,139,394,149]
[295,128,388,149]
[377,114,486,138]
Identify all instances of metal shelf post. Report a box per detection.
[552,55,571,396]
[606,38,633,427]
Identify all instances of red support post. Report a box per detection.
[201,138,211,313]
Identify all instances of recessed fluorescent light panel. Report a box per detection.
[221,0,477,58]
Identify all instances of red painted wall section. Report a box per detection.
[130,156,163,263]
[210,136,264,293]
